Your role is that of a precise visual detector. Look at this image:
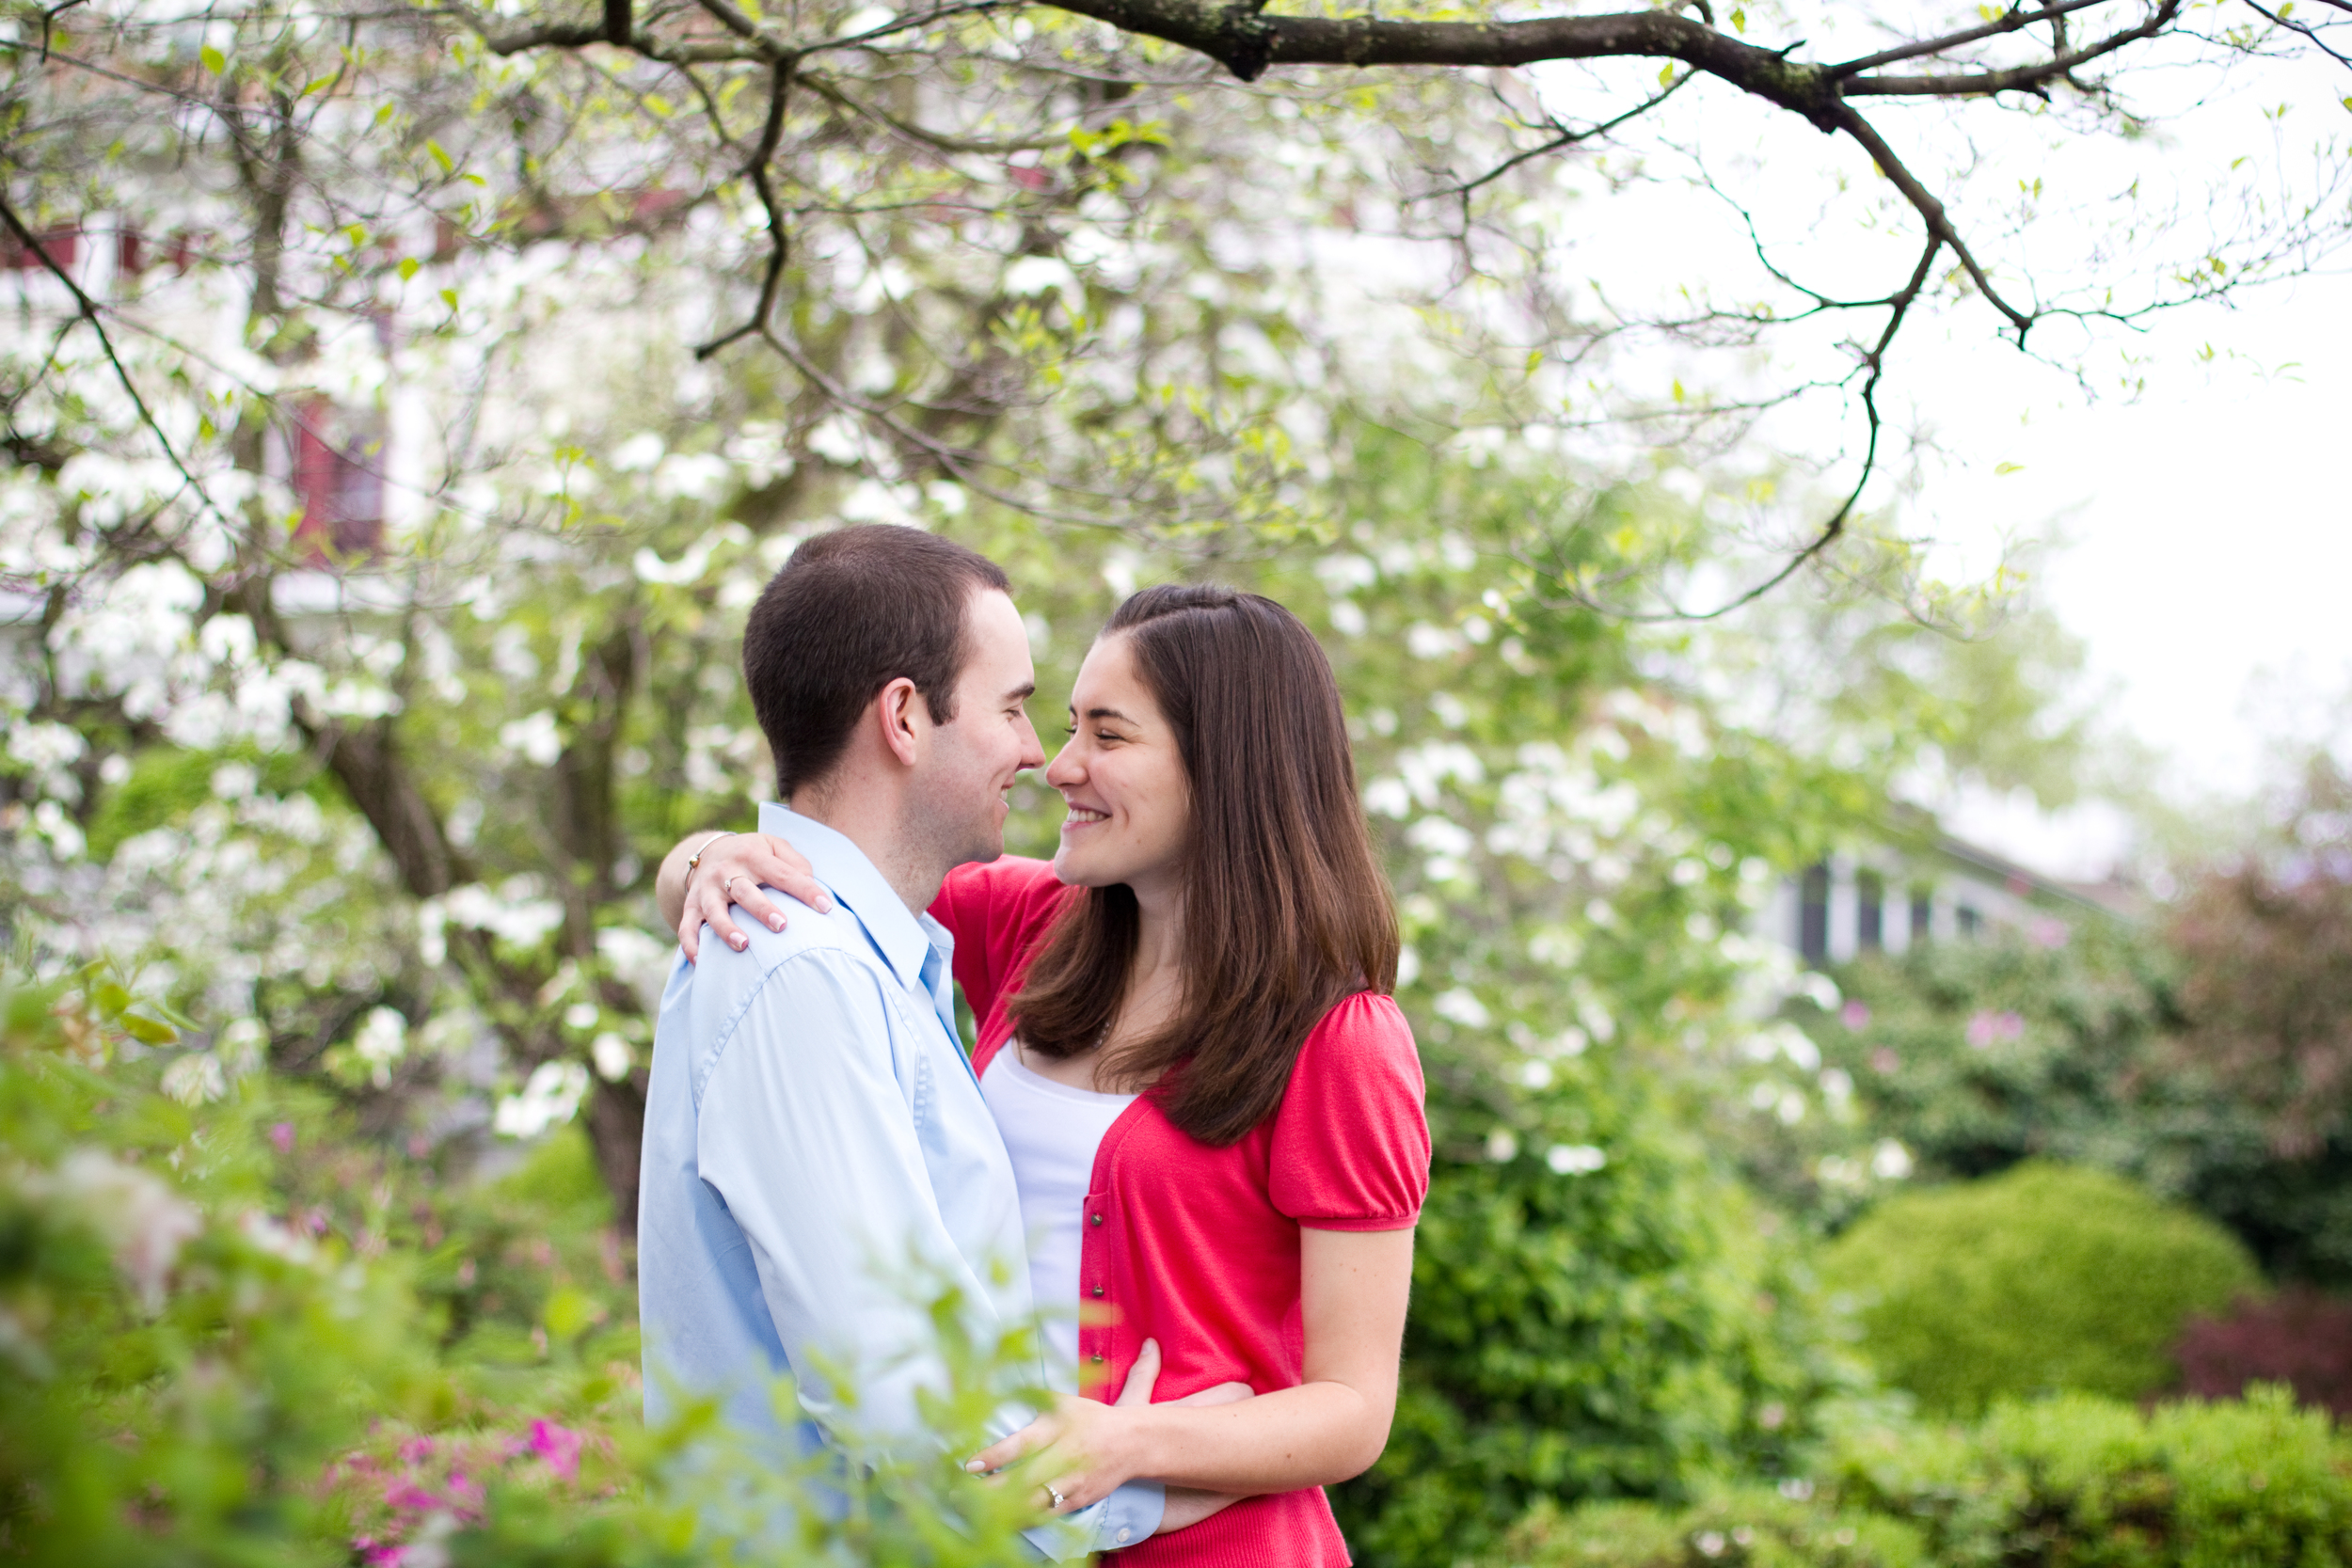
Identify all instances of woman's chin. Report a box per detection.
[1050,844,1115,889]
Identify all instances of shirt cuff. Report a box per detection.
[1020,1480,1165,1559]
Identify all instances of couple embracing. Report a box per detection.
[639,524,1428,1562]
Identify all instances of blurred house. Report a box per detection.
[1764,816,2141,965]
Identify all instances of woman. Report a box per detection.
[670,584,1427,1562]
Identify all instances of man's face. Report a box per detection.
[908,587,1046,869]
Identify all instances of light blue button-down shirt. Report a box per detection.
[637,804,1164,1556]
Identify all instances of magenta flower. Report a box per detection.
[384,1481,444,1513]
[269,1122,296,1153]
[1840,1001,1872,1031]
[1965,1010,2026,1049]
[529,1419,584,1481]
[397,1435,436,1465]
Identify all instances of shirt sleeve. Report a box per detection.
[697,948,1013,1450]
[1268,992,1433,1231]
[691,946,1164,1560]
[930,856,1073,1026]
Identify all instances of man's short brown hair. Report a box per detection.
[741,524,1012,798]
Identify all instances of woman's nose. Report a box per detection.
[1045,738,1083,787]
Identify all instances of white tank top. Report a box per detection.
[981,1045,1137,1391]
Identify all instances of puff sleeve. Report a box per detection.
[1268,991,1432,1230]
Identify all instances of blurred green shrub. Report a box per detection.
[1788,924,2352,1288]
[0,963,1063,1567]
[1503,1385,2350,1568]
[1833,1385,2352,1568]
[1506,1484,1928,1568]
[1820,1163,2259,1414]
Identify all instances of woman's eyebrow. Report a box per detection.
[1077,705,1135,722]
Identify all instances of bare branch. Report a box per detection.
[694,59,795,359]
[2239,0,2352,70]
[1846,0,2181,96]
[1829,0,2120,77]
[1830,105,2035,336]
[1426,70,1690,202]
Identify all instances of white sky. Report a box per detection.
[1521,23,2352,876]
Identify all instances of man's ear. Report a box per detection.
[875,676,924,768]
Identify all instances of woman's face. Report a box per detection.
[1046,632,1191,898]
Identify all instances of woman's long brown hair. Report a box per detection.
[1005,584,1400,1146]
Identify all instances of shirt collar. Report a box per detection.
[756,801,945,992]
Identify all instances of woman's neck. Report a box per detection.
[1115,877,1186,1049]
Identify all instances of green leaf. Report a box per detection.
[1658,62,1676,87]
[119,1014,178,1046]
[94,981,131,1018]
[439,287,459,308]
[200,43,226,74]
[426,139,454,176]
[1729,7,1745,31]
[544,1285,597,1341]
[1994,461,2026,476]
[398,256,421,281]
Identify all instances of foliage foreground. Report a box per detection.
[1511,1386,2352,1568]
[0,965,1082,1567]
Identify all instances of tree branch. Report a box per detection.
[1829,105,2035,337]
[1845,0,2180,96]
[1829,0,2121,76]
[0,189,227,524]
[694,58,795,358]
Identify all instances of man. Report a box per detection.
[636,524,1173,1556]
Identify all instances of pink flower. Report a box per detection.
[1840,1001,1872,1031]
[384,1481,443,1513]
[1965,1010,2026,1049]
[529,1419,584,1481]
[1869,1047,1900,1075]
[269,1122,296,1153]
[2028,916,2070,949]
[398,1435,436,1465]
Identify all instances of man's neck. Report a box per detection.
[787,785,945,915]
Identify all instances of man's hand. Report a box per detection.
[654,831,832,959]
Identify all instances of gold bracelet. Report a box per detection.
[683,832,737,889]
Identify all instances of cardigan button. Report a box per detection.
[1091,1285,1104,1297]
[1089,1212,1103,1226]
[1090,1354,1104,1364]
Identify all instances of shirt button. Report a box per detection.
[1117,1529,1132,1544]
[1091,1285,1104,1297]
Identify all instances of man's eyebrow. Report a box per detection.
[1006,681,1037,703]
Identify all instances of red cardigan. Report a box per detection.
[932,857,1431,1568]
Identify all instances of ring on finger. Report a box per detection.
[1045,1483,1065,1512]
[723,874,745,897]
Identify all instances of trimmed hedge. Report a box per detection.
[1504,1385,2352,1568]
[1819,1162,2260,1414]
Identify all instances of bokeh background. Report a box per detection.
[5,0,2351,1561]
